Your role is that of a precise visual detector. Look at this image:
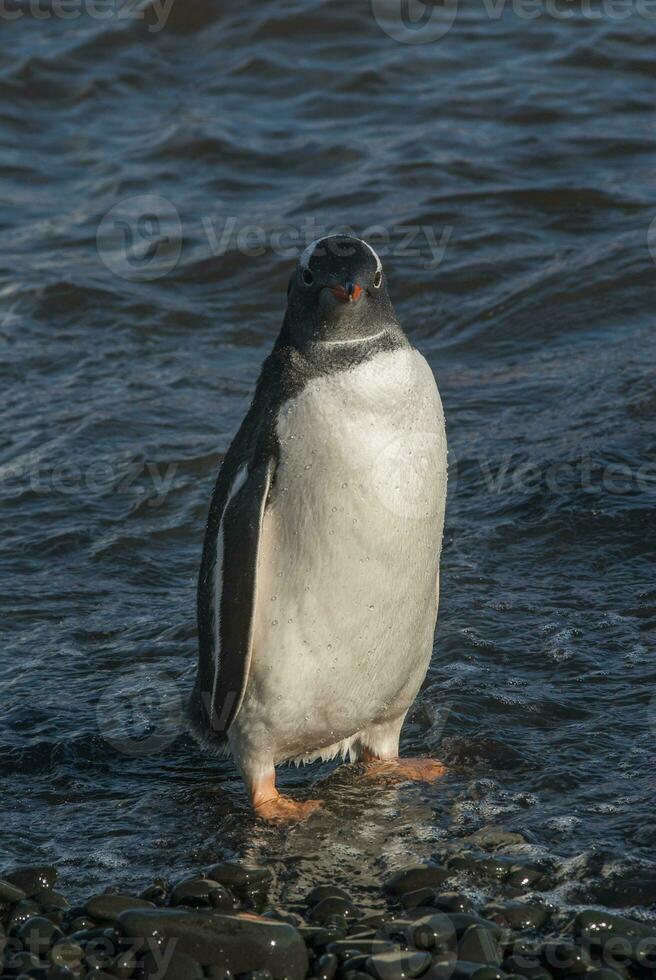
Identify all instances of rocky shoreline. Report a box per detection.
[2,839,655,980]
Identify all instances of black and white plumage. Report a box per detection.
[192,235,447,819]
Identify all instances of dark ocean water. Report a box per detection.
[1,0,656,910]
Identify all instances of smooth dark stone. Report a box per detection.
[67,917,95,932]
[169,878,233,910]
[574,909,656,940]
[409,913,500,951]
[342,954,370,973]
[482,903,548,931]
[400,889,437,911]
[306,886,353,906]
[366,950,431,979]
[0,879,27,904]
[9,899,42,928]
[117,910,307,979]
[458,926,502,966]
[5,868,57,896]
[471,969,506,980]
[540,942,590,976]
[139,884,168,904]
[110,948,138,978]
[326,940,396,959]
[17,917,64,955]
[353,915,389,931]
[310,898,360,925]
[205,863,271,902]
[422,893,472,915]
[406,914,456,952]
[48,942,85,971]
[383,866,450,898]
[503,954,550,979]
[3,949,43,973]
[507,865,549,891]
[238,972,273,980]
[446,855,514,882]
[68,927,115,942]
[85,894,156,923]
[461,827,527,850]
[312,952,339,980]
[426,961,501,980]
[584,971,625,980]
[261,908,305,927]
[344,973,374,980]
[592,872,656,909]
[139,948,204,979]
[34,891,69,913]
[205,965,234,979]
[301,926,347,951]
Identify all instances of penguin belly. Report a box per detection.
[229,348,447,771]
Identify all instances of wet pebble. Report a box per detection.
[311,951,339,980]
[169,877,234,910]
[326,939,397,958]
[367,949,432,979]
[383,866,450,897]
[9,899,42,928]
[17,915,64,955]
[461,827,528,850]
[306,886,353,906]
[139,948,205,978]
[482,902,549,931]
[0,878,27,903]
[310,896,360,924]
[117,909,308,979]
[5,866,57,896]
[205,862,272,907]
[458,925,503,966]
[0,857,653,980]
[85,893,156,923]
[49,941,85,971]
[540,941,591,975]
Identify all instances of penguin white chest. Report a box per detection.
[239,347,447,763]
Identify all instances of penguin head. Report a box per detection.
[282,235,399,349]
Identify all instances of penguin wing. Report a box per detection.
[193,348,285,744]
[196,443,274,741]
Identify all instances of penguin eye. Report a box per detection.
[302,268,314,286]
[373,270,382,289]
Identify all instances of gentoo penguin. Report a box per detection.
[192,235,447,822]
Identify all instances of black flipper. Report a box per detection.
[193,360,279,744]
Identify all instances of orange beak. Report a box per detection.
[330,283,363,303]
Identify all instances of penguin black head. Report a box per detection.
[280,235,400,350]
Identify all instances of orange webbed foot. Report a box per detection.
[360,754,446,784]
[254,794,323,824]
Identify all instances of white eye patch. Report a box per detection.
[299,236,383,274]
